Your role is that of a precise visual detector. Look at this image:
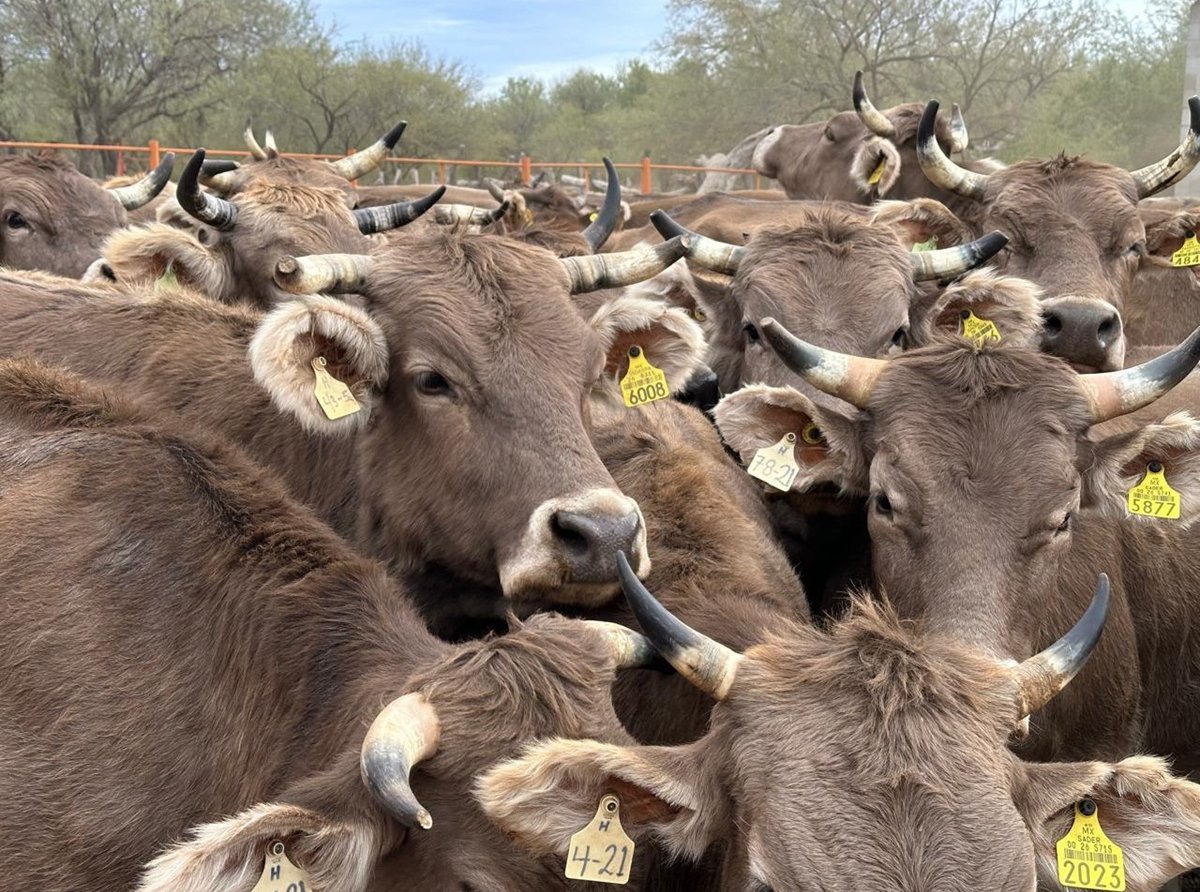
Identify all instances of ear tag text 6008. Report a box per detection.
[620,346,670,408]
[252,840,313,892]
[565,793,635,884]
[1056,799,1125,891]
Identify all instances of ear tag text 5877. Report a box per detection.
[959,309,1002,346]
[1171,233,1200,267]
[867,157,887,185]
[748,431,801,492]
[565,793,635,885]
[311,356,362,421]
[620,346,670,408]
[1056,799,1125,891]
[253,840,313,892]
[1127,461,1181,520]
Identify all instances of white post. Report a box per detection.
[1175,0,1200,196]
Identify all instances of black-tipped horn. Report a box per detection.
[916,101,990,200]
[484,178,507,202]
[1130,96,1200,197]
[200,159,239,178]
[581,157,622,251]
[651,210,744,274]
[909,230,1007,281]
[760,317,888,409]
[561,235,689,294]
[361,692,441,830]
[431,200,510,226]
[176,149,238,230]
[329,120,407,181]
[1012,574,1110,718]
[108,152,176,210]
[354,185,446,234]
[1078,324,1200,422]
[617,552,741,699]
[853,70,896,138]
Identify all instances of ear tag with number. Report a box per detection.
[867,157,887,185]
[156,263,179,291]
[959,309,1002,346]
[1127,461,1181,520]
[252,840,313,892]
[1056,799,1125,891]
[1171,234,1200,267]
[565,793,635,885]
[912,235,938,252]
[748,431,801,492]
[620,346,670,408]
[311,356,362,421]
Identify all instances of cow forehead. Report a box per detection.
[0,158,123,227]
[988,160,1140,233]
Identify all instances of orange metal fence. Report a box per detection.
[0,139,762,194]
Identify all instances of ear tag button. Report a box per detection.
[748,431,801,492]
[1171,233,1200,267]
[1127,461,1181,520]
[959,309,1002,346]
[311,356,362,421]
[620,345,670,408]
[867,157,887,185]
[252,840,313,892]
[1055,798,1125,890]
[565,793,635,884]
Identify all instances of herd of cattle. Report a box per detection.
[8,73,1200,891]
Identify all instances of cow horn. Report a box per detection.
[264,129,279,158]
[853,70,896,139]
[329,120,407,181]
[582,620,668,669]
[274,253,373,295]
[107,152,175,210]
[916,101,990,200]
[432,201,510,226]
[361,692,440,830]
[1011,574,1109,718]
[760,317,887,409]
[617,552,740,699]
[200,159,239,177]
[910,231,1007,281]
[243,122,268,160]
[1077,324,1200,423]
[651,210,744,274]
[354,186,446,234]
[1129,96,1200,197]
[177,149,238,230]
[948,103,969,154]
[562,235,689,294]
[484,178,507,202]
[581,158,622,251]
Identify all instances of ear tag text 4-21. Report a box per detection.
[311,356,361,421]
[867,157,887,185]
[1056,799,1125,891]
[1171,233,1200,267]
[620,346,670,408]
[959,309,1002,346]
[565,793,635,884]
[1127,461,1181,519]
[748,432,801,492]
[252,840,313,892]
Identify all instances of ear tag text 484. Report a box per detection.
[620,346,670,408]
[1171,233,1200,267]
[252,840,313,892]
[1056,798,1125,891]
[959,309,1002,346]
[565,793,635,885]
[1127,461,1181,520]
[311,356,361,421]
[867,157,887,185]
[748,431,801,492]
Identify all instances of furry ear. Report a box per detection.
[910,269,1044,349]
[1139,204,1200,259]
[851,137,901,197]
[871,197,975,249]
[101,224,234,299]
[249,295,389,434]
[589,295,707,403]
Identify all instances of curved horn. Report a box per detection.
[200,158,239,178]
[484,178,507,202]
[617,552,741,699]
[909,230,1007,281]
[948,103,969,154]
[581,157,622,252]
[361,692,440,830]
[582,620,668,669]
[264,129,279,157]
[243,121,267,160]
[1011,574,1109,718]
[853,70,896,139]
[108,152,176,210]
[1078,323,1200,423]
[916,101,990,201]
[432,201,510,226]
[651,210,744,274]
[329,120,407,181]
[274,253,373,295]
[177,149,238,230]
[760,317,888,409]
[562,235,689,294]
[1130,96,1200,197]
[354,186,446,234]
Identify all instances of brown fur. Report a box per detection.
[1125,197,1200,346]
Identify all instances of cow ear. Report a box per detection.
[851,136,901,197]
[1139,205,1200,259]
[910,269,1043,349]
[713,384,869,495]
[1017,756,1200,892]
[101,225,234,298]
[1082,412,1200,526]
[590,295,706,397]
[476,738,726,864]
[871,197,974,249]
[249,294,389,435]
[136,801,379,892]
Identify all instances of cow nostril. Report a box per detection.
[549,512,592,558]
[1042,312,1063,336]
[1097,313,1119,341]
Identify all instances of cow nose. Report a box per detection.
[675,363,721,413]
[1039,297,1125,371]
[550,508,642,583]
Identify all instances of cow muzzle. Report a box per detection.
[752,127,783,176]
[1039,295,1125,372]
[499,489,650,605]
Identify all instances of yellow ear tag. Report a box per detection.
[311,356,362,421]
[565,793,634,885]
[1126,461,1181,519]
[620,346,670,408]
[1171,234,1200,267]
[959,309,1002,346]
[691,306,707,323]
[912,235,938,252]
[748,432,801,492]
[156,263,179,291]
[1056,799,1125,891]
[589,212,599,222]
[867,157,887,185]
[252,840,313,892]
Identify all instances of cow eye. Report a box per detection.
[1126,241,1145,257]
[1055,512,1073,535]
[873,492,893,517]
[891,325,909,349]
[4,211,27,230]
[823,125,835,141]
[414,371,454,397]
[743,322,761,344]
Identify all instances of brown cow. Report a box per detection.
[0,356,664,891]
[482,565,1200,892]
[0,151,173,276]
[1122,197,1200,347]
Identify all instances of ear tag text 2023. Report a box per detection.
[252,840,313,892]
[867,157,887,185]
[1127,461,1181,520]
[1171,233,1200,267]
[565,793,634,885]
[959,309,1002,346]
[311,356,361,421]
[620,346,670,408]
[748,431,801,492]
[1056,799,1125,891]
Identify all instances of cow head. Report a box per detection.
[916,98,1200,372]
[0,153,173,277]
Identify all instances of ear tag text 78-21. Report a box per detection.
[959,309,1002,346]
[1171,233,1200,267]
[311,356,362,421]
[1056,799,1125,891]
[620,346,670,408]
[252,840,313,892]
[1126,461,1181,520]
[748,431,801,492]
[565,793,635,885]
